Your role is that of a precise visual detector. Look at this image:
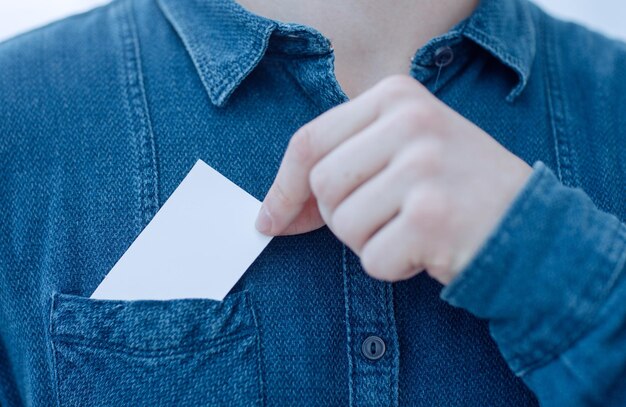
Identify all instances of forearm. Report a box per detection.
[441,161,626,406]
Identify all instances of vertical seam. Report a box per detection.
[48,295,62,407]
[246,292,266,407]
[543,14,577,187]
[116,0,140,232]
[542,13,563,182]
[342,244,355,407]
[383,283,390,405]
[385,282,399,407]
[283,58,333,113]
[119,0,160,229]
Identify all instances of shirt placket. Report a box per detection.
[308,50,401,407]
[343,246,400,407]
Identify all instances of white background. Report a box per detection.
[0,1,625,43]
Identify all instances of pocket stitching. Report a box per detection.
[49,295,62,407]
[52,329,257,357]
[248,293,265,407]
[50,290,263,406]
[51,291,254,351]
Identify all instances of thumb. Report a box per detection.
[256,194,325,236]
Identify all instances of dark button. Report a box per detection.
[361,335,386,360]
[433,46,454,68]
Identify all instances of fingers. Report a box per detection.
[328,169,402,255]
[309,108,420,211]
[359,181,447,282]
[360,181,456,282]
[279,195,326,236]
[256,75,429,236]
[359,213,424,282]
[328,139,443,254]
[256,87,382,235]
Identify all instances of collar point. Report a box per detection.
[505,73,529,103]
[506,83,524,103]
[208,86,234,108]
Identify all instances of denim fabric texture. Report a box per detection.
[51,292,262,406]
[0,0,625,406]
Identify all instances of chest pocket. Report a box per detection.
[49,291,263,407]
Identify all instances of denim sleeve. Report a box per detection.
[440,161,626,406]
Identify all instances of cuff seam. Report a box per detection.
[441,161,626,375]
[442,161,551,301]
[517,223,626,376]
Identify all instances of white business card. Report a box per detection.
[91,159,273,301]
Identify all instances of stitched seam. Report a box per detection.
[541,14,564,182]
[49,295,62,407]
[442,166,551,311]
[121,0,159,224]
[182,33,270,106]
[453,165,626,374]
[383,283,397,406]
[491,169,564,352]
[213,22,275,106]
[115,0,141,232]
[518,224,626,375]
[463,28,527,74]
[265,50,333,59]
[342,244,355,407]
[387,284,392,405]
[559,354,609,407]
[543,15,578,187]
[156,0,276,106]
[463,27,529,101]
[247,294,266,407]
[384,282,391,405]
[119,0,143,230]
[182,17,269,94]
[508,188,613,360]
[283,59,330,114]
[52,330,256,357]
[385,282,399,407]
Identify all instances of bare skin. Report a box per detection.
[236,1,532,285]
[236,0,479,98]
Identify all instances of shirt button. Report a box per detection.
[433,46,454,67]
[361,335,386,360]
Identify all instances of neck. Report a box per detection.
[236,0,479,98]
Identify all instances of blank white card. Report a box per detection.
[91,159,273,301]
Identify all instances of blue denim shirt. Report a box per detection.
[1,0,625,405]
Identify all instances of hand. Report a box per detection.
[255,75,532,285]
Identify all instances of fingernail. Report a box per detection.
[255,204,273,235]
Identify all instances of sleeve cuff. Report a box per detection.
[440,161,626,375]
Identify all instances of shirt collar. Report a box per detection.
[157,0,278,106]
[157,0,536,106]
[462,0,537,101]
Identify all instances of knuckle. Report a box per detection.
[403,186,449,229]
[377,75,419,104]
[309,165,330,203]
[329,206,348,235]
[381,75,418,93]
[361,248,402,282]
[331,206,362,249]
[395,139,444,177]
[427,253,454,282]
[394,103,424,131]
[360,245,384,279]
[404,102,441,131]
[389,102,441,141]
[289,125,315,165]
[272,181,295,209]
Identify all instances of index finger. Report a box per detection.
[256,86,386,235]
